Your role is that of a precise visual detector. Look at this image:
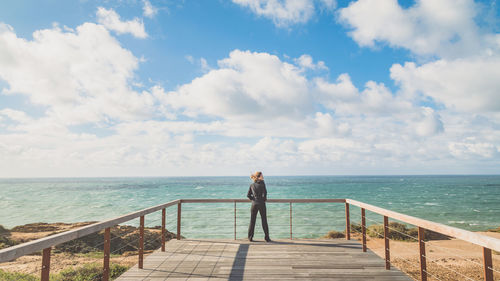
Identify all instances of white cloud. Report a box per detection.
[295,54,328,70]
[0,108,32,124]
[96,7,148,38]
[185,55,195,64]
[166,50,313,120]
[315,73,412,116]
[1,16,499,176]
[200,57,211,72]
[449,138,499,159]
[232,0,336,27]
[338,0,483,58]
[0,22,154,125]
[414,107,444,137]
[142,0,158,18]
[390,56,500,112]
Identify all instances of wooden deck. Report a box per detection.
[116,238,413,281]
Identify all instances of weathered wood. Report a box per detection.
[418,227,427,281]
[180,198,346,203]
[345,203,350,240]
[361,208,366,252]
[234,201,237,240]
[483,247,493,281]
[41,247,51,281]
[103,227,111,281]
[3,196,500,273]
[0,199,180,262]
[138,216,144,269]
[384,216,390,270]
[177,202,181,240]
[161,208,166,252]
[290,202,293,240]
[115,238,412,281]
[346,199,500,252]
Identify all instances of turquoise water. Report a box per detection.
[0,176,499,239]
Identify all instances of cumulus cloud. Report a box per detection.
[142,0,158,18]
[1,15,499,176]
[96,7,148,38]
[0,22,154,125]
[391,56,500,112]
[315,74,412,116]
[165,50,313,120]
[414,107,444,137]
[232,0,336,27]
[295,54,328,71]
[449,138,499,159]
[338,0,482,58]
[337,0,500,115]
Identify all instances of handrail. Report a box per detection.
[0,199,180,262]
[0,198,344,263]
[180,198,346,203]
[0,197,498,281]
[346,199,500,252]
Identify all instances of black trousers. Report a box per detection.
[248,202,270,239]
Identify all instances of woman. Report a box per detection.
[247,171,271,242]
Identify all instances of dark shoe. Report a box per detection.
[265,238,272,242]
[248,237,253,242]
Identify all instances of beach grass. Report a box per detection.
[0,263,128,281]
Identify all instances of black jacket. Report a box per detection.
[247,180,267,203]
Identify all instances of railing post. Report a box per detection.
[384,216,390,270]
[483,247,493,281]
[234,201,237,240]
[361,208,366,252]
[418,227,427,281]
[161,208,166,251]
[41,247,51,281]
[345,203,350,240]
[290,202,293,240]
[139,216,144,269]
[177,201,182,240]
[103,227,111,281]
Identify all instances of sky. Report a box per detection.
[0,0,499,177]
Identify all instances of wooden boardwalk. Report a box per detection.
[116,238,413,281]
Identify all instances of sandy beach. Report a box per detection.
[352,231,500,281]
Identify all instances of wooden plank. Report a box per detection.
[161,208,166,252]
[115,238,412,281]
[138,216,144,269]
[483,247,493,281]
[234,202,237,240]
[177,202,181,240]
[289,202,292,240]
[418,227,427,281]
[40,247,51,281]
[384,216,390,270]
[346,199,500,252]
[179,198,346,203]
[361,208,366,252]
[103,227,111,281]
[345,203,350,240]
[4,196,499,269]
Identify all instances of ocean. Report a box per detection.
[0,175,499,239]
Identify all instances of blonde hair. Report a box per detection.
[250,171,262,182]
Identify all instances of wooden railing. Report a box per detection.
[0,198,498,281]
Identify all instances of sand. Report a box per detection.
[350,231,500,281]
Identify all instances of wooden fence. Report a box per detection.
[0,198,498,281]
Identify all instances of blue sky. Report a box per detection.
[0,0,499,177]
